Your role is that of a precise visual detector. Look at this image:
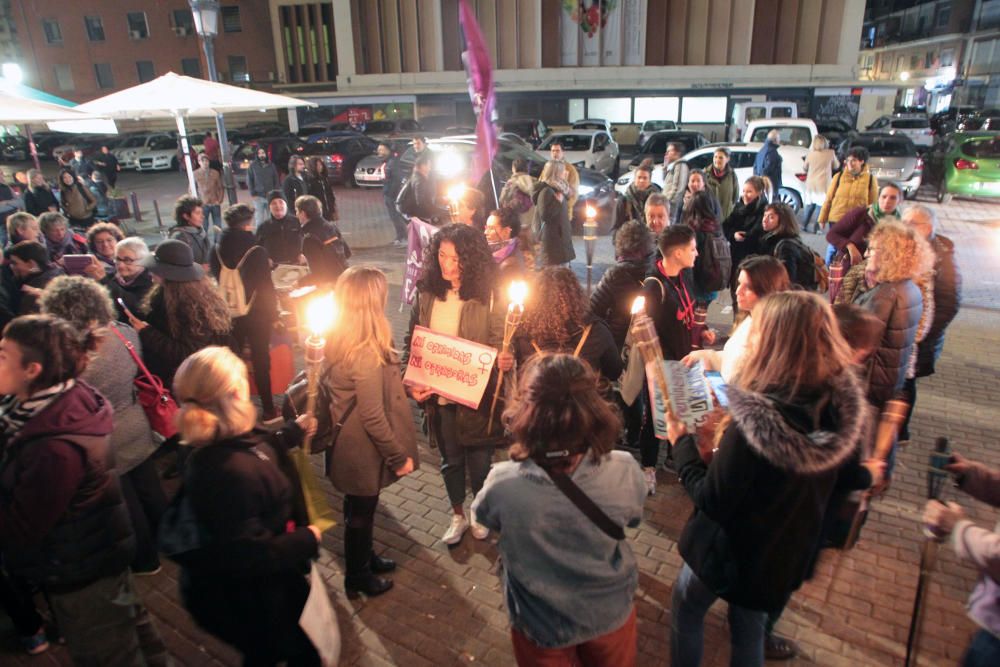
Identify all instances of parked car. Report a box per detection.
[616,142,809,211]
[301,133,378,185]
[113,133,175,170]
[353,135,426,188]
[637,120,678,147]
[228,123,290,143]
[729,101,798,141]
[135,135,186,172]
[0,136,29,162]
[930,106,977,135]
[538,130,620,177]
[52,135,110,163]
[865,115,934,147]
[837,133,922,199]
[296,124,333,140]
[572,118,614,134]
[33,133,72,160]
[744,118,819,149]
[305,129,367,144]
[498,132,532,149]
[957,112,1000,132]
[628,130,709,168]
[922,132,1000,204]
[231,136,306,188]
[393,135,617,233]
[499,118,549,148]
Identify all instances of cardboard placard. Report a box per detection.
[403,325,497,409]
[646,360,715,439]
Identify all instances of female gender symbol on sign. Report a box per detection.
[478,352,494,374]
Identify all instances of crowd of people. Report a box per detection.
[0,130,988,667]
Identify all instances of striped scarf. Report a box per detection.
[0,380,75,445]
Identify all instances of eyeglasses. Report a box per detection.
[115,256,137,265]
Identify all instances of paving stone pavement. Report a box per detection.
[1,184,998,666]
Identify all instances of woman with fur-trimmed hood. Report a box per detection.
[666,291,867,667]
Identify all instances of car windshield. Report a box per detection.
[638,134,698,155]
[643,121,676,131]
[122,137,147,148]
[851,137,915,157]
[961,137,1000,158]
[503,121,533,134]
[540,134,592,151]
[891,119,929,129]
[748,127,812,147]
[148,137,175,150]
[573,122,605,130]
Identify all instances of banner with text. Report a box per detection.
[403,326,498,409]
[646,360,715,439]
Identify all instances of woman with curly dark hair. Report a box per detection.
[515,267,621,385]
[305,156,338,221]
[83,221,124,280]
[125,239,233,388]
[403,224,506,545]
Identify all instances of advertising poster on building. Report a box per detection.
[403,326,498,410]
[560,0,645,67]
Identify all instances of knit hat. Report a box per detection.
[267,190,286,205]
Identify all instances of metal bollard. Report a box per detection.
[152,199,163,228]
[130,192,142,222]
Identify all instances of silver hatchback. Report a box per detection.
[840,133,923,199]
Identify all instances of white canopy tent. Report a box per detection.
[76,72,316,196]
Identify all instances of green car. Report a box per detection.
[923,131,1000,204]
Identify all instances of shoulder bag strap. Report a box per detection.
[109,324,163,390]
[530,340,543,355]
[642,276,667,304]
[542,467,625,540]
[573,324,593,358]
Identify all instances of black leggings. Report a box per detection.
[234,315,274,413]
[343,494,380,579]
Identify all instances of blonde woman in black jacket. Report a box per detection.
[667,291,866,667]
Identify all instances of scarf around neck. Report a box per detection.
[0,380,75,441]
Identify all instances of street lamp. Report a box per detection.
[189,0,237,205]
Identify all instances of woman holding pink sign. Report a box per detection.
[403,224,507,546]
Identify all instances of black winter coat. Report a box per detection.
[590,257,648,350]
[173,427,318,661]
[300,217,350,286]
[24,187,58,217]
[281,174,310,207]
[760,231,804,285]
[103,269,154,323]
[854,279,922,409]
[532,182,575,266]
[916,235,961,377]
[513,315,622,384]
[674,371,866,613]
[722,197,766,271]
[642,267,693,361]
[256,214,302,265]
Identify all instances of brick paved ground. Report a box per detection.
[2,179,999,666]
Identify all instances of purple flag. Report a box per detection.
[459,0,497,187]
[402,217,439,305]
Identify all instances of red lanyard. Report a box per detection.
[656,261,694,329]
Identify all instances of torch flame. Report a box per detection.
[305,292,337,337]
[630,295,646,315]
[508,280,528,307]
[447,183,466,203]
[585,204,597,219]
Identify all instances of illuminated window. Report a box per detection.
[681,97,727,124]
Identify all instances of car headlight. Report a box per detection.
[617,175,630,185]
[435,151,465,179]
[574,161,586,168]
[578,184,595,196]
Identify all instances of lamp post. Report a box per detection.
[189,0,238,205]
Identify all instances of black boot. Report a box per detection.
[343,510,393,599]
[370,554,396,574]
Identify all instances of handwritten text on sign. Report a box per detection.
[646,360,714,440]
[403,326,497,409]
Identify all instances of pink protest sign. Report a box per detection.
[403,325,498,409]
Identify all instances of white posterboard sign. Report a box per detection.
[403,325,498,410]
[646,360,715,439]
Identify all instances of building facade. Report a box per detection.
[5,0,279,103]
[858,0,1000,115]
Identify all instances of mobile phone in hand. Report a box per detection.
[116,297,135,319]
[62,254,93,276]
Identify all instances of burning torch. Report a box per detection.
[301,291,337,453]
[447,183,466,224]
[488,279,527,434]
[583,204,598,294]
[629,296,672,422]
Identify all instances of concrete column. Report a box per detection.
[837,0,867,67]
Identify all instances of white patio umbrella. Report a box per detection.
[76,72,316,196]
[0,91,114,170]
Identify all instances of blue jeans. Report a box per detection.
[825,242,837,266]
[963,629,1000,667]
[251,196,268,229]
[204,204,222,233]
[671,563,767,667]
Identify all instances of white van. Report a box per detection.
[729,101,798,141]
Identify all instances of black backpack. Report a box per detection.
[695,230,732,292]
[775,238,828,292]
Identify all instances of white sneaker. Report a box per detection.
[442,514,469,545]
[644,467,657,496]
[469,513,490,540]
